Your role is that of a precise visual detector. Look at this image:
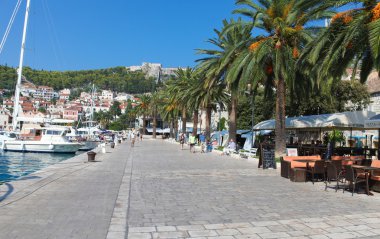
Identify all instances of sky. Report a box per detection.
[0,0,239,71]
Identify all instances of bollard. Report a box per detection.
[110,142,115,148]
[118,139,121,144]
[101,143,106,153]
[87,151,96,162]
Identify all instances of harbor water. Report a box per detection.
[0,151,79,182]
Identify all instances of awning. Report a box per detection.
[254,111,376,131]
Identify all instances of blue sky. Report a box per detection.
[0,0,238,71]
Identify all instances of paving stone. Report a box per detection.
[156,226,177,232]
[188,230,218,237]
[177,225,205,231]
[128,232,152,239]
[237,227,271,234]
[204,224,227,230]
[129,227,157,233]
[215,228,241,236]
[152,231,188,238]
[257,232,290,238]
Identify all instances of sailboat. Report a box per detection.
[1,0,81,153]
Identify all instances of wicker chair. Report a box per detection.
[325,160,344,192]
[306,160,325,184]
[343,165,369,196]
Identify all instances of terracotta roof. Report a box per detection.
[366,71,380,94]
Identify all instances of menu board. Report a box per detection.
[262,148,276,169]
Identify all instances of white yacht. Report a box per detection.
[1,127,82,153]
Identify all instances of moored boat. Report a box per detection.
[2,127,81,153]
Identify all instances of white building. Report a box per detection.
[99,90,114,101]
[127,62,184,81]
[114,93,134,102]
[366,71,380,114]
[33,86,58,101]
[0,107,12,130]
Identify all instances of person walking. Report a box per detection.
[189,134,196,153]
[199,133,206,153]
[131,131,136,147]
[179,133,185,150]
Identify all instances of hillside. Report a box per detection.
[0,65,157,94]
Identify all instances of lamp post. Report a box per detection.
[216,104,222,146]
[247,84,255,148]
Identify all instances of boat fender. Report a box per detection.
[49,144,54,150]
[21,142,24,151]
[1,140,5,150]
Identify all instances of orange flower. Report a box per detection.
[372,2,380,21]
[292,47,299,58]
[294,25,303,31]
[249,38,267,52]
[249,42,261,52]
[267,7,274,18]
[266,65,273,74]
[331,11,353,24]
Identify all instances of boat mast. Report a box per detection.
[12,0,31,131]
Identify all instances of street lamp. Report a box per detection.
[247,83,255,148]
[216,104,222,146]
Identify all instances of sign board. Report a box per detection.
[286,148,298,156]
[365,120,380,128]
[261,147,276,169]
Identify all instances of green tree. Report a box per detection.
[232,0,332,157]
[110,101,122,119]
[301,0,380,83]
[134,94,151,134]
[196,18,252,142]
[38,107,46,113]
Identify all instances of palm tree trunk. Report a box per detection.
[192,109,199,136]
[182,108,187,134]
[228,89,238,144]
[142,115,146,135]
[170,119,174,138]
[152,109,157,139]
[174,119,178,140]
[275,78,286,158]
[205,106,212,140]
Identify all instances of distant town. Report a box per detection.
[0,62,183,131]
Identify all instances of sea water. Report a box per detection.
[0,151,76,182]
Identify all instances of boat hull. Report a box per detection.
[78,141,99,151]
[2,141,81,153]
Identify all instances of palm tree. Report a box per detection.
[300,0,380,83]
[232,0,332,157]
[166,68,196,135]
[150,92,160,138]
[134,94,151,134]
[197,18,253,143]
[158,91,181,139]
[192,69,229,140]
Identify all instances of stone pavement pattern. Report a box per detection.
[127,140,380,239]
[2,139,380,239]
[0,144,132,239]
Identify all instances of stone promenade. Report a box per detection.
[1,139,380,239]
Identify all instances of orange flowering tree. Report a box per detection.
[229,0,333,158]
[301,0,380,84]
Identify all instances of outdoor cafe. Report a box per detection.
[254,111,380,195]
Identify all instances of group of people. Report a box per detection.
[127,129,142,147]
[179,132,216,153]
